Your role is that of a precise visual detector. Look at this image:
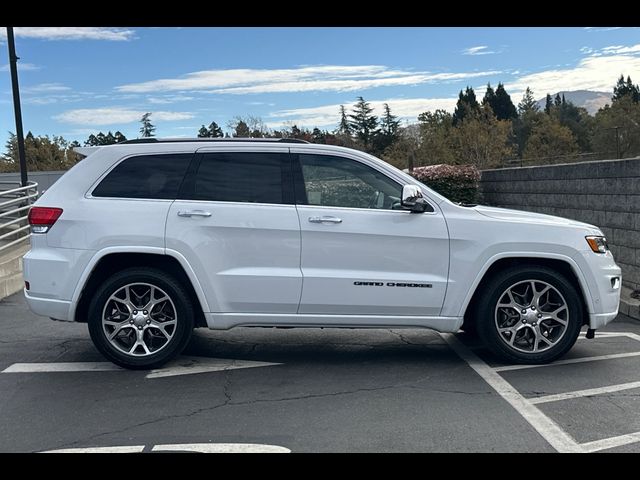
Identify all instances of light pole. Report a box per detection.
[6,27,28,187]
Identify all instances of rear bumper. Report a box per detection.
[24,289,72,321]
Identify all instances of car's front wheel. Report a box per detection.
[476,265,583,364]
[88,267,195,370]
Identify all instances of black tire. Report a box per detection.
[88,267,195,370]
[475,265,583,364]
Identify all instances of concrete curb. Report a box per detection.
[619,286,640,321]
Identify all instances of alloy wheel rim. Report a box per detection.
[101,283,177,357]
[494,279,569,354]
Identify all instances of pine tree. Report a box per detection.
[554,94,562,107]
[207,121,224,138]
[84,134,99,146]
[492,83,518,120]
[348,97,379,149]
[482,83,496,108]
[139,113,155,138]
[380,103,400,137]
[233,120,251,138]
[545,94,553,115]
[452,86,480,126]
[518,87,539,115]
[337,105,351,135]
[114,131,127,143]
[105,131,116,145]
[613,75,640,103]
[197,125,210,138]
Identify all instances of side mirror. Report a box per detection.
[401,185,429,213]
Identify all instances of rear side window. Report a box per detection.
[186,152,288,204]
[92,154,192,199]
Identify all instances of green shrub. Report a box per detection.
[409,164,480,204]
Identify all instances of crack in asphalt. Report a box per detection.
[49,379,474,451]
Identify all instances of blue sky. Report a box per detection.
[0,27,639,146]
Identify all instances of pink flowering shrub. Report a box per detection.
[409,164,480,203]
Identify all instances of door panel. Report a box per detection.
[294,153,449,316]
[166,201,301,313]
[165,150,301,314]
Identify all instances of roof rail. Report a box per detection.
[119,138,310,145]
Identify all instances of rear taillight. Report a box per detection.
[28,207,63,233]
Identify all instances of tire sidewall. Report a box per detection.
[88,268,194,369]
[477,267,583,364]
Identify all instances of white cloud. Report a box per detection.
[0,27,135,41]
[116,65,501,95]
[147,95,195,104]
[0,62,40,72]
[54,108,195,126]
[462,46,497,56]
[584,27,622,32]
[600,44,640,55]
[22,83,71,93]
[507,48,640,98]
[267,97,458,128]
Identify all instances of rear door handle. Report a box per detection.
[308,216,342,224]
[177,210,212,218]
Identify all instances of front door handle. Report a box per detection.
[308,216,342,224]
[177,210,212,218]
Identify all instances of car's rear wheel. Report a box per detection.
[88,267,194,370]
[476,265,583,364]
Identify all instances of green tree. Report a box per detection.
[452,87,480,126]
[114,131,127,143]
[517,87,539,116]
[348,97,379,150]
[491,83,518,121]
[522,114,578,163]
[139,113,155,138]
[373,103,401,154]
[197,125,210,138]
[450,104,513,169]
[482,83,496,109]
[544,94,553,115]
[1,132,81,172]
[232,120,251,138]
[554,94,562,107]
[551,99,594,152]
[416,109,455,165]
[593,96,640,158]
[207,121,224,138]
[612,75,640,103]
[337,105,351,136]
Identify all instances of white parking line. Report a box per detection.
[530,380,640,405]
[146,357,280,379]
[42,446,145,453]
[441,333,583,453]
[581,431,640,453]
[2,362,122,373]
[151,443,291,453]
[493,351,640,372]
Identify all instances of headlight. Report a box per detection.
[586,236,609,254]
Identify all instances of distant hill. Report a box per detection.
[535,90,611,115]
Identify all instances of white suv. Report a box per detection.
[23,139,621,369]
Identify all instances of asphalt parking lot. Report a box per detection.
[2,292,640,453]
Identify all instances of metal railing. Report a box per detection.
[0,181,38,255]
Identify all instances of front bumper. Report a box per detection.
[573,249,621,329]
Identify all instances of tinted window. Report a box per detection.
[297,154,402,210]
[92,154,192,199]
[190,152,286,204]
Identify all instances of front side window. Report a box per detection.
[92,153,192,199]
[297,154,402,210]
[188,152,287,204]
